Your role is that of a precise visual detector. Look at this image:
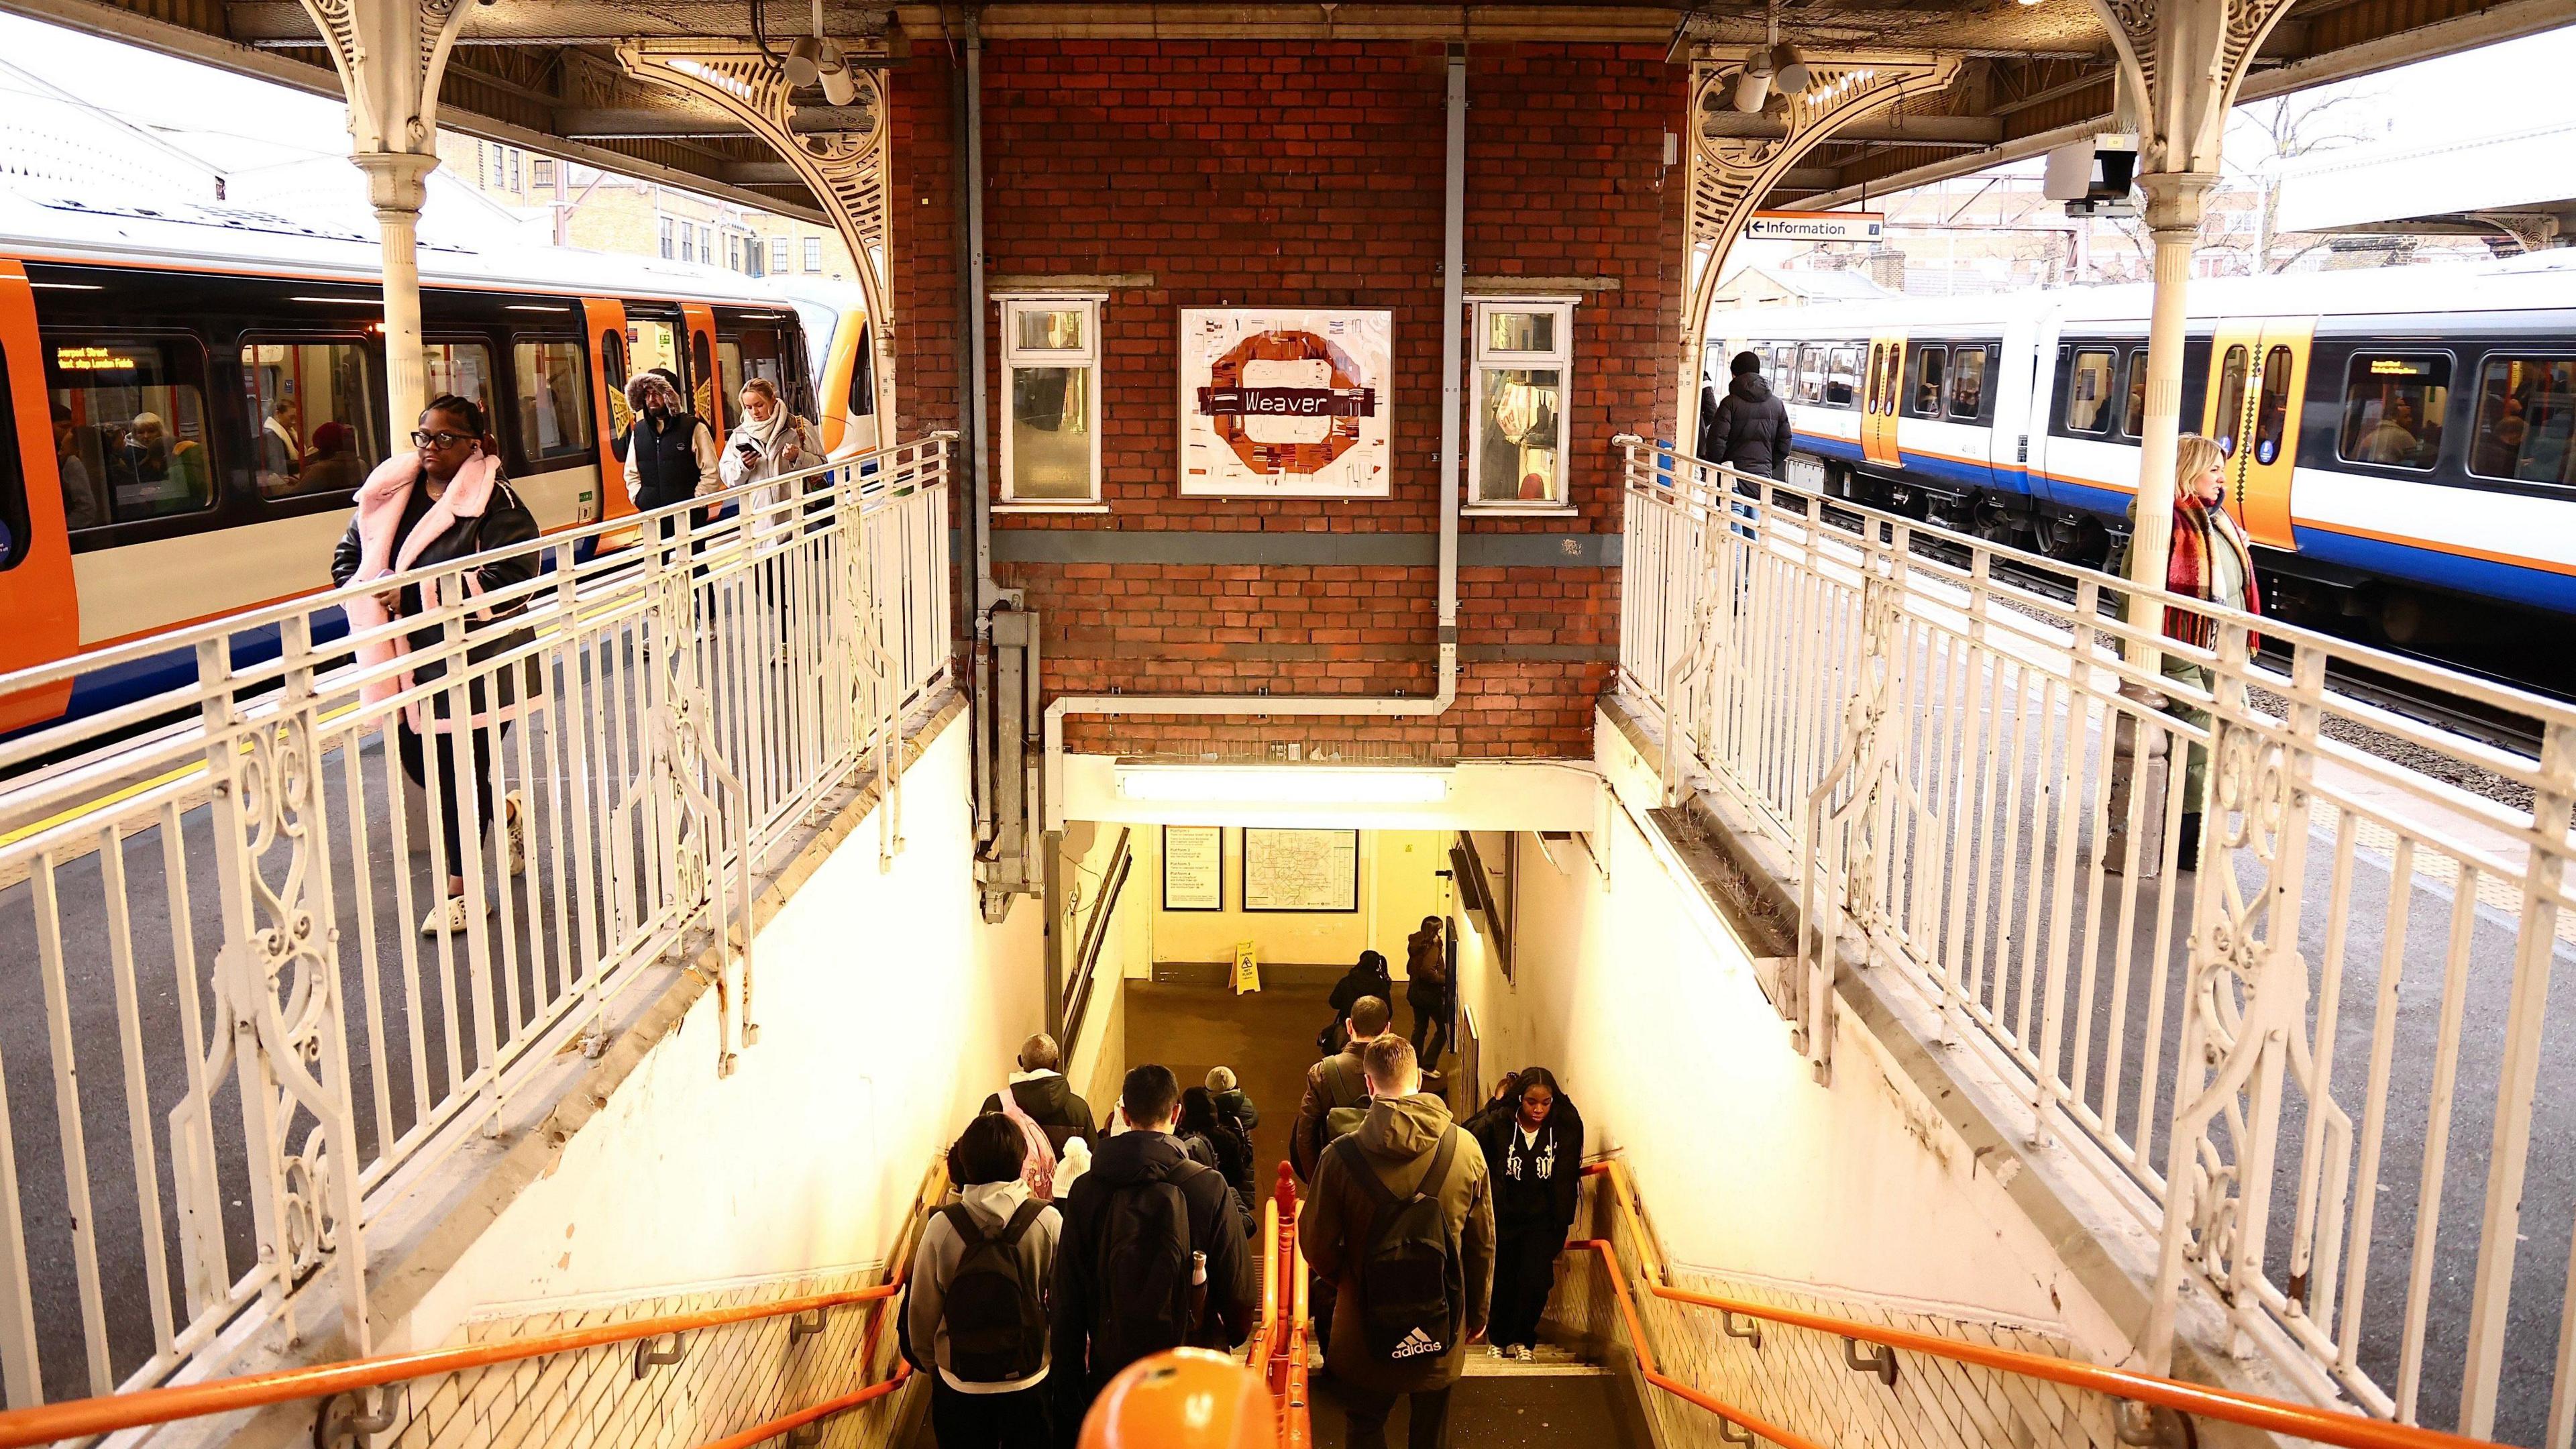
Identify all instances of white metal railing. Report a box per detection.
[0,434,953,1407]
[1616,437,2576,1444]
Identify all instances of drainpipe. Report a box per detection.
[957,9,1000,852]
[1038,44,1468,831]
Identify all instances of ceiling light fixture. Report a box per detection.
[1771,43,1812,95]
[1114,766,1452,806]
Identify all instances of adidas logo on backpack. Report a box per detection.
[1389,1326,1446,1360]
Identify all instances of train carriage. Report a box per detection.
[0,190,879,733]
[1710,251,2576,645]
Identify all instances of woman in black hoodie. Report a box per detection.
[1468,1067,1585,1358]
[1318,949,1394,1057]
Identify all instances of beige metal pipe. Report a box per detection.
[2124,172,2214,676]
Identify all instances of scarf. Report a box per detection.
[341,448,503,709]
[739,402,790,453]
[2163,492,2262,651]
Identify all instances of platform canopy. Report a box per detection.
[1,0,2564,223]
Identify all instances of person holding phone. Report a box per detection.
[718,378,824,659]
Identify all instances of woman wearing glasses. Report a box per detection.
[332,395,542,935]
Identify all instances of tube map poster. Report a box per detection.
[1178,308,1393,498]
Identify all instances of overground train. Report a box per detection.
[0,189,880,733]
[1709,250,2576,651]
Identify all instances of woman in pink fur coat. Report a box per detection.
[331,395,543,936]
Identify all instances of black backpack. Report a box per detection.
[939,1200,1051,1383]
[1090,1164,1214,1369]
[1334,1130,1465,1366]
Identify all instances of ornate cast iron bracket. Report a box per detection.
[1678,51,1960,433]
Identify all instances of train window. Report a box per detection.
[2213,345,2250,456]
[1909,347,1947,417]
[1767,344,1796,393]
[600,327,631,445]
[720,329,792,417]
[2468,356,2576,486]
[45,335,215,526]
[241,340,386,499]
[628,319,680,391]
[692,330,720,429]
[847,323,876,420]
[1824,346,1861,409]
[2251,344,2299,466]
[0,337,23,569]
[2063,349,2117,434]
[1794,345,1825,405]
[423,341,496,433]
[2336,352,2449,471]
[513,339,594,464]
[2120,349,2149,439]
[1947,347,1988,420]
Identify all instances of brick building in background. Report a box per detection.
[892,42,1686,762]
[433,133,861,281]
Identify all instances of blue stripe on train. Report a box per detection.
[46,604,354,734]
[2292,527,2576,617]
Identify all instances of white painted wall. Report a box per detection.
[1454,801,2132,1350]
[398,718,1043,1335]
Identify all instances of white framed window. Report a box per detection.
[998,295,1103,504]
[1468,299,1575,509]
[771,237,790,273]
[802,237,823,272]
[659,217,674,260]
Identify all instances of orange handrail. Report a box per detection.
[1575,1238,1827,1449]
[1580,1163,2502,1449]
[1265,1162,1313,1449]
[694,1362,913,1449]
[0,1171,938,1449]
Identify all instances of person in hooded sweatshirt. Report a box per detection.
[983,1033,1099,1155]
[1049,1065,1256,1431]
[1301,1036,1495,1449]
[1698,350,1792,483]
[1320,949,1395,1058]
[1466,1067,1585,1360]
[904,1114,1061,1449]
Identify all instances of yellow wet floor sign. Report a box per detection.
[1231,941,1260,995]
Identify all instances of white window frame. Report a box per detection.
[771,236,791,273]
[1466,297,1578,513]
[996,294,1106,508]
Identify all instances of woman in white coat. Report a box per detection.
[717,378,824,657]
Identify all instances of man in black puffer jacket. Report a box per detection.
[1698,350,1792,482]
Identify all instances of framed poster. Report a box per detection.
[1241,828,1361,913]
[1178,308,1392,498]
[1162,825,1224,912]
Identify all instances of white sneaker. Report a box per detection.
[1487,1344,1506,1360]
[503,792,527,875]
[1505,1344,1529,1361]
[421,893,472,936]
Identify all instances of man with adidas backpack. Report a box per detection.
[1301,1036,1495,1449]
[902,1114,1062,1448]
[1049,1065,1256,1436]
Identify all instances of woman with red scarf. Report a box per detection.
[2151,434,2261,867]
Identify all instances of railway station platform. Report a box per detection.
[0,428,2565,1449]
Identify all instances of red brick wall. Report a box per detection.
[890,40,1685,759]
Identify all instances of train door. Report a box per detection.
[0,260,78,731]
[2020,313,2063,503]
[1862,335,1904,467]
[820,313,878,458]
[2203,319,2310,548]
[580,297,632,524]
[680,303,723,433]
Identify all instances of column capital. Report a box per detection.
[350,149,439,214]
[2139,170,2218,235]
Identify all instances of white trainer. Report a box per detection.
[503,792,527,875]
[420,893,472,936]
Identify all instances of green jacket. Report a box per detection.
[1299,1092,1495,1393]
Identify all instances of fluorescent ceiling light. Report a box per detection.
[289,296,382,306]
[1116,767,1451,806]
[507,304,571,312]
[30,282,103,290]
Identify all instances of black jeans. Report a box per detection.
[1407,987,1452,1065]
[930,1376,1050,1449]
[396,722,505,877]
[1340,1382,1454,1449]
[1490,1222,1567,1349]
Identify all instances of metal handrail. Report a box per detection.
[1582,1163,2504,1449]
[1574,1238,1825,1449]
[0,1167,937,1448]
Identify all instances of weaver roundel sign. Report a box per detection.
[1179,308,1392,498]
